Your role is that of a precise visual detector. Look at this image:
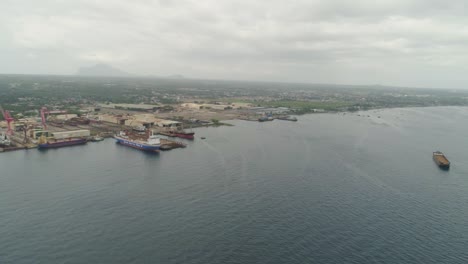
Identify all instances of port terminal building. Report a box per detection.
[98,114,181,129]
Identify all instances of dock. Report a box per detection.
[160,139,186,151]
[159,131,177,137]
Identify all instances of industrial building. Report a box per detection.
[97,114,180,128]
[98,103,159,112]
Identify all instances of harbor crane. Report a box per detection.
[40,107,71,129]
[0,104,14,136]
[19,122,35,144]
[40,107,49,130]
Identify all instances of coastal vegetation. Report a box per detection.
[2,74,468,116]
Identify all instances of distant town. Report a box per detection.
[1,74,468,152]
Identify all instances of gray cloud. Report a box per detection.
[1,0,468,88]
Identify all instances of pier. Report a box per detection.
[160,139,186,151]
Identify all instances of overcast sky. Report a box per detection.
[1,0,468,88]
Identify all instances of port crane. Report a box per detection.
[41,107,72,129]
[0,104,14,136]
[40,107,49,130]
[18,122,35,144]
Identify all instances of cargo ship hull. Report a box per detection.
[433,151,450,170]
[173,132,194,140]
[114,136,160,152]
[160,131,195,139]
[38,138,87,149]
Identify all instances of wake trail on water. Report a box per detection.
[198,140,229,184]
[337,151,434,215]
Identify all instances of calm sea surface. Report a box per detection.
[1,107,468,264]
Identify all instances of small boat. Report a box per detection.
[201,137,206,139]
[90,136,104,142]
[277,116,298,122]
[433,151,450,170]
[258,116,273,122]
[159,145,172,151]
[0,132,11,146]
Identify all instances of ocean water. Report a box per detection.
[1,107,468,263]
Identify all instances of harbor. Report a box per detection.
[0,104,300,154]
[2,107,468,264]
[0,108,202,153]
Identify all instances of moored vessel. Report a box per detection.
[433,151,450,169]
[38,137,87,149]
[114,131,161,152]
[37,130,90,149]
[169,130,195,139]
[159,128,195,140]
[258,116,274,122]
[90,136,104,142]
[277,116,298,122]
[0,132,11,146]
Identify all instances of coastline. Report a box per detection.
[2,105,468,154]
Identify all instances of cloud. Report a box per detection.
[1,0,468,87]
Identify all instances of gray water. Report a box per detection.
[1,107,468,263]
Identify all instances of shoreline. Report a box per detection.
[1,105,467,154]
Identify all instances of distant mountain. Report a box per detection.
[143,74,186,79]
[76,64,130,77]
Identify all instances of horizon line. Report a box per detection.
[0,72,460,91]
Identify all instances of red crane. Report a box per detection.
[0,104,14,136]
[40,107,49,130]
[40,107,71,129]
